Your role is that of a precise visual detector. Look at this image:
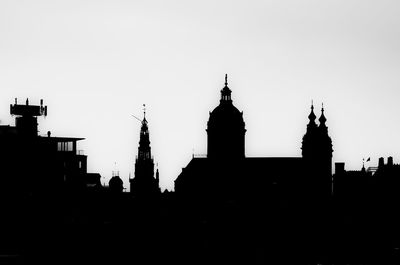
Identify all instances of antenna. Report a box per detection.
[131,114,142,123]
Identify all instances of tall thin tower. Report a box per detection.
[130,106,160,198]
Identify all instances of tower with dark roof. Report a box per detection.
[301,102,333,199]
[109,174,124,193]
[206,74,246,160]
[317,104,333,177]
[301,102,318,159]
[130,108,160,198]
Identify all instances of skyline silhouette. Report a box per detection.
[1,81,400,264]
[3,1,400,264]
[1,1,400,191]
[1,75,398,192]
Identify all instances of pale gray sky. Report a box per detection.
[1,0,400,190]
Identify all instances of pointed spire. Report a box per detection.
[319,103,327,126]
[225,74,228,87]
[138,104,151,160]
[143,104,147,123]
[308,100,316,123]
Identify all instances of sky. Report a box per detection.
[0,0,399,191]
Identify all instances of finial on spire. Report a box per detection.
[319,102,327,127]
[143,104,146,120]
[225,74,228,86]
[308,100,316,123]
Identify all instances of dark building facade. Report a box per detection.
[0,98,89,197]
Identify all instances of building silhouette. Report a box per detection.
[109,171,124,193]
[301,102,333,203]
[207,74,246,159]
[172,75,337,264]
[1,86,400,264]
[0,98,89,196]
[129,108,161,198]
[175,75,333,206]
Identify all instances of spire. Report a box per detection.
[138,105,151,160]
[307,100,317,126]
[143,104,147,123]
[220,74,232,102]
[319,103,327,126]
[319,103,328,135]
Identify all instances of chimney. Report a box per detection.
[378,157,384,168]
[388,156,393,166]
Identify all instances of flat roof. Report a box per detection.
[38,136,85,142]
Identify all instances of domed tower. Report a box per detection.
[207,75,246,160]
[301,102,318,159]
[130,107,160,198]
[301,102,333,199]
[109,173,124,193]
[317,104,333,177]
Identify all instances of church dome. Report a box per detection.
[208,101,244,129]
[207,75,244,129]
[207,75,246,159]
[109,175,123,193]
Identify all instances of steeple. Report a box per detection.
[307,101,317,131]
[318,103,328,133]
[138,105,151,160]
[220,74,232,102]
[130,105,161,198]
[301,101,334,201]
